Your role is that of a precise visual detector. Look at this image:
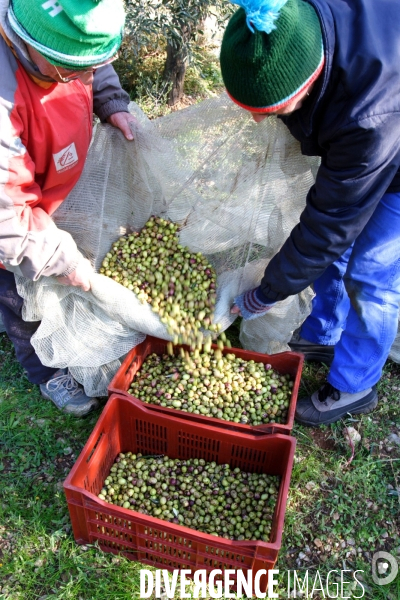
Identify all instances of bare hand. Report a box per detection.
[56,258,94,292]
[230,304,241,315]
[107,112,138,141]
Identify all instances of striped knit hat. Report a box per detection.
[7,0,125,69]
[220,0,324,112]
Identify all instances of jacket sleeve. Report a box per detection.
[92,64,130,122]
[259,114,400,302]
[0,102,82,281]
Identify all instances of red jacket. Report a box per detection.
[0,26,129,280]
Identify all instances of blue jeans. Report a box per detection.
[300,192,400,393]
[0,270,57,384]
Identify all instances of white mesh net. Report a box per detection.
[389,333,400,363]
[16,92,398,395]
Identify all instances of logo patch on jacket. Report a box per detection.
[53,143,79,173]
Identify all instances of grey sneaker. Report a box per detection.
[289,336,335,364]
[295,382,378,427]
[40,369,99,417]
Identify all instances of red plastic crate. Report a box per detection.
[108,336,304,435]
[64,395,296,593]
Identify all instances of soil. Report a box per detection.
[309,428,337,451]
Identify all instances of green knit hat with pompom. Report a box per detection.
[7,0,125,69]
[220,0,324,112]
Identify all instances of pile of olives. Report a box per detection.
[100,217,219,345]
[128,346,293,425]
[98,453,280,541]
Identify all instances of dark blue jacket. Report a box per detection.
[259,0,400,303]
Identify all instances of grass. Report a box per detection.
[276,357,400,599]
[0,326,399,599]
[0,334,144,599]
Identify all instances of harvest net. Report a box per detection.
[15,93,398,396]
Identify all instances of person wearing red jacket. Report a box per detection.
[0,0,136,416]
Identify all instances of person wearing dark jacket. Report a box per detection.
[220,0,400,426]
[0,0,136,416]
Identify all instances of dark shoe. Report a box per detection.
[40,369,99,417]
[295,382,378,427]
[289,336,335,365]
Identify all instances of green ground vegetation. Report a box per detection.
[113,39,224,119]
